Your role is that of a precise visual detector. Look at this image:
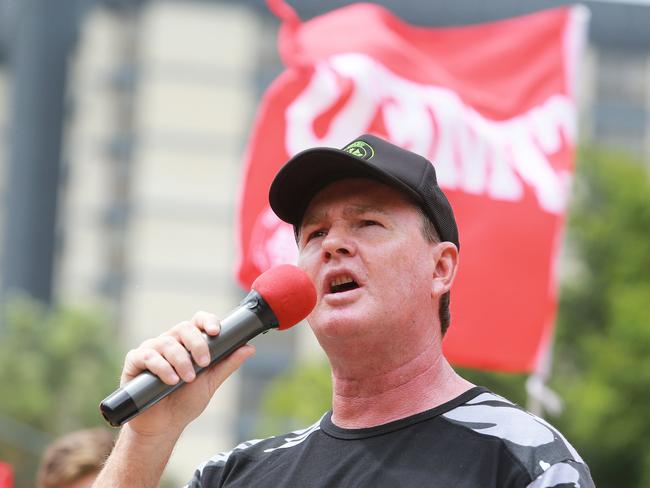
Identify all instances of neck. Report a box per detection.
[328,338,473,429]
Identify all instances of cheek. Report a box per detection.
[377,242,434,293]
[297,249,321,297]
[296,252,306,270]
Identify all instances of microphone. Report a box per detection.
[99,264,316,427]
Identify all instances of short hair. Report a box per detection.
[417,208,452,336]
[37,428,115,488]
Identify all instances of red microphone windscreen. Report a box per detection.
[252,264,317,330]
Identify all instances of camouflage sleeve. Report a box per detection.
[526,460,595,488]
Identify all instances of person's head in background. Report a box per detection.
[37,428,114,488]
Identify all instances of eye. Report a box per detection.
[361,219,381,227]
[306,229,327,241]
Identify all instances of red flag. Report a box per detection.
[236,1,588,372]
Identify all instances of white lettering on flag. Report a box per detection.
[285,53,575,215]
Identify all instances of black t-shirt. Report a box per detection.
[187,387,593,487]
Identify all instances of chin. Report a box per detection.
[309,309,375,344]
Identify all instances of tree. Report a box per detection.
[0,296,123,486]
[551,146,650,487]
[257,361,332,437]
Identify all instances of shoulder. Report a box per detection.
[526,460,594,488]
[187,416,324,486]
[441,390,593,486]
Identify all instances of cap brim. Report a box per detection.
[269,147,424,226]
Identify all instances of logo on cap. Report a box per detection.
[343,140,375,160]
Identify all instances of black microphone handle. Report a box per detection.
[100,291,276,427]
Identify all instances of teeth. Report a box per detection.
[330,275,355,288]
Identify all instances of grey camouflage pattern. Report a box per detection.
[442,392,594,487]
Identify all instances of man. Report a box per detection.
[95,134,594,487]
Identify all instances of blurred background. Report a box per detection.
[0,0,649,486]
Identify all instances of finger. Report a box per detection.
[168,321,211,368]
[122,345,162,382]
[157,335,197,383]
[122,347,180,386]
[191,310,221,336]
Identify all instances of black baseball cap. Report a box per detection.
[269,134,459,249]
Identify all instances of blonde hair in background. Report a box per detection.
[37,428,115,488]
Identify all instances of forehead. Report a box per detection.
[301,178,419,224]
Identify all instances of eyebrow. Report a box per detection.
[301,204,390,229]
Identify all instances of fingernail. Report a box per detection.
[199,354,210,367]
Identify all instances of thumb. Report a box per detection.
[203,344,256,394]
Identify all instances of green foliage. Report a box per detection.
[257,145,650,488]
[551,146,650,487]
[0,296,122,486]
[256,361,332,436]
[456,369,528,406]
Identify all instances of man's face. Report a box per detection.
[297,178,440,349]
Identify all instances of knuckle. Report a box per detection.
[193,310,218,322]
[160,335,179,349]
[140,338,157,349]
[125,348,139,360]
[174,349,192,366]
[181,320,195,329]
[141,349,157,362]
[187,326,206,343]
[174,320,193,332]
[161,340,189,363]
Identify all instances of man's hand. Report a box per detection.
[93,311,255,487]
[121,310,255,437]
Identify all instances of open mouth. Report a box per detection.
[329,275,360,294]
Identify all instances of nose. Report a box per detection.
[321,227,355,260]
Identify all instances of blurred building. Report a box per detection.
[1,0,650,482]
[0,66,6,228]
[50,1,321,481]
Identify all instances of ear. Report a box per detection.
[431,242,459,298]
